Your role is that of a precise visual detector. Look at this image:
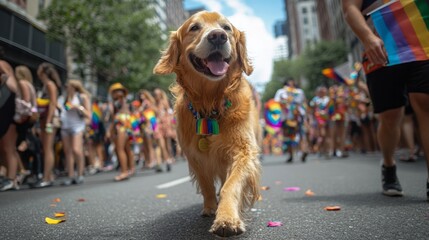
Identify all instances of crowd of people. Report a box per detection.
[262,77,423,166]
[0,59,181,191]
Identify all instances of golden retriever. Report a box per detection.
[153,11,261,237]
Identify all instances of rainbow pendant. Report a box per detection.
[196,118,219,135]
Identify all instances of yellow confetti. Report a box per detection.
[156,194,167,199]
[258,195,263,201]
[45,217,65,224]
[260,186,270,191]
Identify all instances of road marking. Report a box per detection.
[156,176,192,189]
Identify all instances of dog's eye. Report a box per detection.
[223,25,232,31]
[190,25,200,32]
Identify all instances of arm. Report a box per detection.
[342,0,387,65]
[79,94,92,119]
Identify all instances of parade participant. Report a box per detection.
[32,62,61,188]
[0,60,21,191]
[343,0,429,199]
[274,79,308,163]
[60,80,91,185]
[87,98,106,173]
[263,99,282,155]
[138,89,157,171]
[108,83,135,181]
[309,86,331,158]
[153,88,174,170]
[329,85,349,158]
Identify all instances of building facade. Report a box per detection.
[165,0,188,30]
[0,0,66,87]
[285,0,320,58]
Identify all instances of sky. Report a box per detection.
[183,0,285,89]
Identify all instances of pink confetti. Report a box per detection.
[267,221,283,227]
[284,187,300,192]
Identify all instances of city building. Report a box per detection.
[285,0,320,58]
[315,0,363,68]
[165,0,188,30]
[0,0,66,87]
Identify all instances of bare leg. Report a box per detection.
[72,132,85,177]
[410,93,429,174]
[377,107,404,167]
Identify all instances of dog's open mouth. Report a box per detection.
[190,52,231,77]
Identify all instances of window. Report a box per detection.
[303,17,308,25]
[302,7,307,14]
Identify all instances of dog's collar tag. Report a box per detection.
[198,137,210,151]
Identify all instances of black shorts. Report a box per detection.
[366,60,429,113]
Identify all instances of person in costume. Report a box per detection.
[108,83,134,181]
[274,79,309,163]
[329,85,349,158]
[309,86,331,158]
[87,98,106,174]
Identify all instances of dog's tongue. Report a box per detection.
[206,60,229,76]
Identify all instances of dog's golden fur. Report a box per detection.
[153,11,261,237]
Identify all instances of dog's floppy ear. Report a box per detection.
[153,31,180,75]
[236,30,253,76]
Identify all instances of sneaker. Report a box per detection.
[0,179,19,191]
[73,176,84,185]
[61,178,73,186]
[32,180,53,188]
[301,152,308,162]
[381,165,403,196]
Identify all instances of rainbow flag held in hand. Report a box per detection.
[322,62,355,86]
[368,0,429,66]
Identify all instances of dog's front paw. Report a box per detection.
[209,217,245,237]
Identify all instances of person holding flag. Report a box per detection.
[343,0,429,200]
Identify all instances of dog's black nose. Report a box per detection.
[208,29,227,46]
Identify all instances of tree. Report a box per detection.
[301,40,348,91]
[261,58,303,103]
[39,0,172,93]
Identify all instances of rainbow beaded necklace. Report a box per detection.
[187,98,232,135]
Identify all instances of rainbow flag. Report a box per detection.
[369,0,429,65]
[143,109,157,131]
[264,99,282,135]
[91,103,102,130]
[322,68,354,85]
[64,101,73,111]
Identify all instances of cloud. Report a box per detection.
[191,0,274,91]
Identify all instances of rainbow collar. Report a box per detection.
[187,99,232,135]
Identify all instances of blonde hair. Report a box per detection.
[15,65,33,83]
[67,79,90,96]
[139,89,155,105]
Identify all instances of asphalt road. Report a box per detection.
[0,153,428,240]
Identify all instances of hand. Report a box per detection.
[363,35,387,65]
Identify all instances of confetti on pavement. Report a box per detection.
[267,221,283,227]
[284,187,300,192]
[324,206,341,211]
[156,194,167,199]
[305,189,315,196]
[260,186,270,190]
